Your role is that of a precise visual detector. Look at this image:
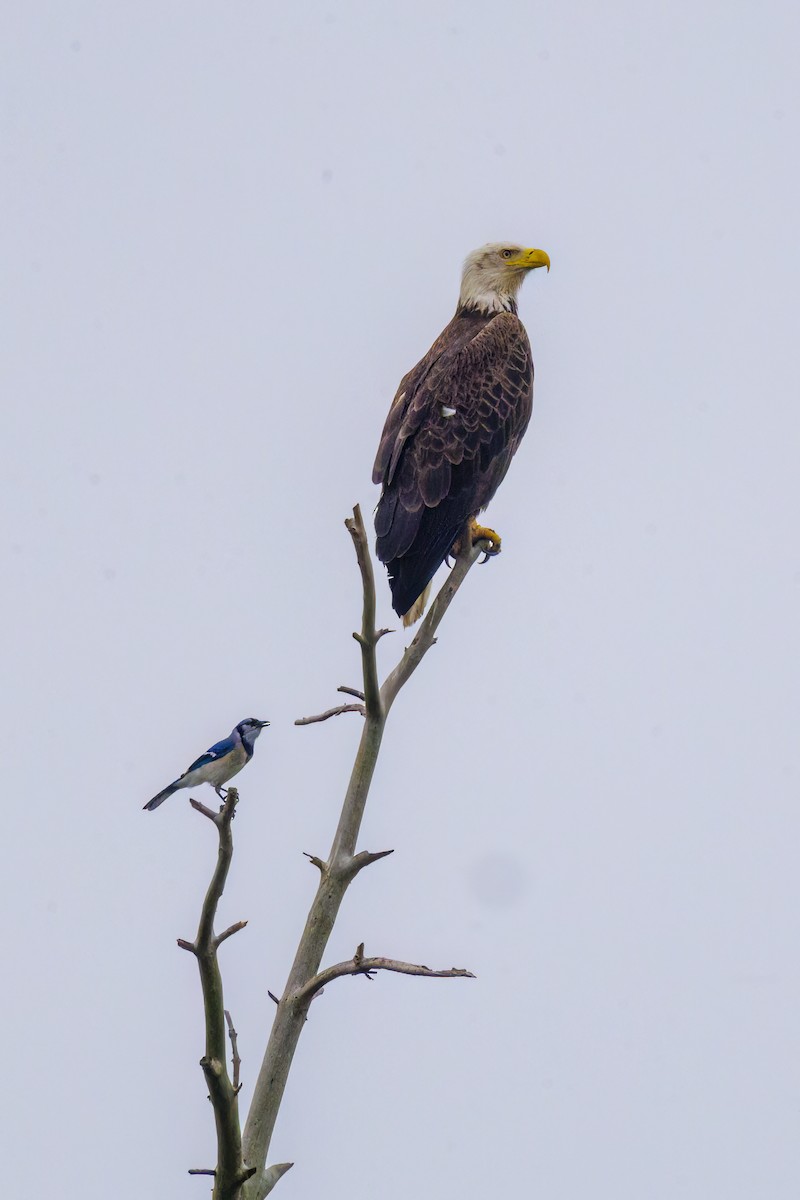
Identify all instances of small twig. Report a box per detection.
[215,920,248,949]
[189,797,220,822]
[294,702,366,726]
[188,1168,216,1176]
[295,946,476,1004]
[337,685,365,700]
[268,991,280,1006]
[225,1010,242,1095]
[303,852,326,871]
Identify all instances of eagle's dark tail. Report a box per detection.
[383,520,463,624]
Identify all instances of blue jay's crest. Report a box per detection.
[143,717,270,811]
[238,718,267,732]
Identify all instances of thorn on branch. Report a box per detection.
[303,851,327,871]
[268,991,280,1006]
[353,628,392,649]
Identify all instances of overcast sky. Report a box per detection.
[3,3,799,1197]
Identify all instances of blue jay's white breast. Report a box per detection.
[184,744,248,789]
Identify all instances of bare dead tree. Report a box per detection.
[174,504,490,1200]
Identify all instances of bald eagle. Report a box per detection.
[373,242,550,625]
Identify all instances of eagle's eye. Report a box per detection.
[501,248,514,259]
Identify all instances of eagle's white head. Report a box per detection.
[459,242,550,315]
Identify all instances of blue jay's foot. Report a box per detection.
[214,785,238,817]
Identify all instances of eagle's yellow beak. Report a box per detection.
[507,248,550,273]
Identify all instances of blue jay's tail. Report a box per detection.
[143,782,180,811]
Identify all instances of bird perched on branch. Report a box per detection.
[143,717,270,811]
[373,242,550,625]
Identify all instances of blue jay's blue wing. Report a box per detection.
[183,736,236,777]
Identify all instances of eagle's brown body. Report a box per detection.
[373,303,534,621]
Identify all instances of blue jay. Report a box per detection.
[143,717,269,811]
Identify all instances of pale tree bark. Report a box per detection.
[174,505,490,1200]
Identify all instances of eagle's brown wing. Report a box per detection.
[373,310,533,618]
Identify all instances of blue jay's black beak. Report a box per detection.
[258,720,270,728]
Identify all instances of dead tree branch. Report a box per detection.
[294,702,365,725]
[239,505,483,1197]
[295,943,475,1002]
[179,788,250,1200]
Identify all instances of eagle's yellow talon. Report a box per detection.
[470,521,502,555]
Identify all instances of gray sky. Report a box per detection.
[3,2,799,1196]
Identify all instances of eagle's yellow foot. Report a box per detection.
[470,521,502,556]
[451,520,502,562]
